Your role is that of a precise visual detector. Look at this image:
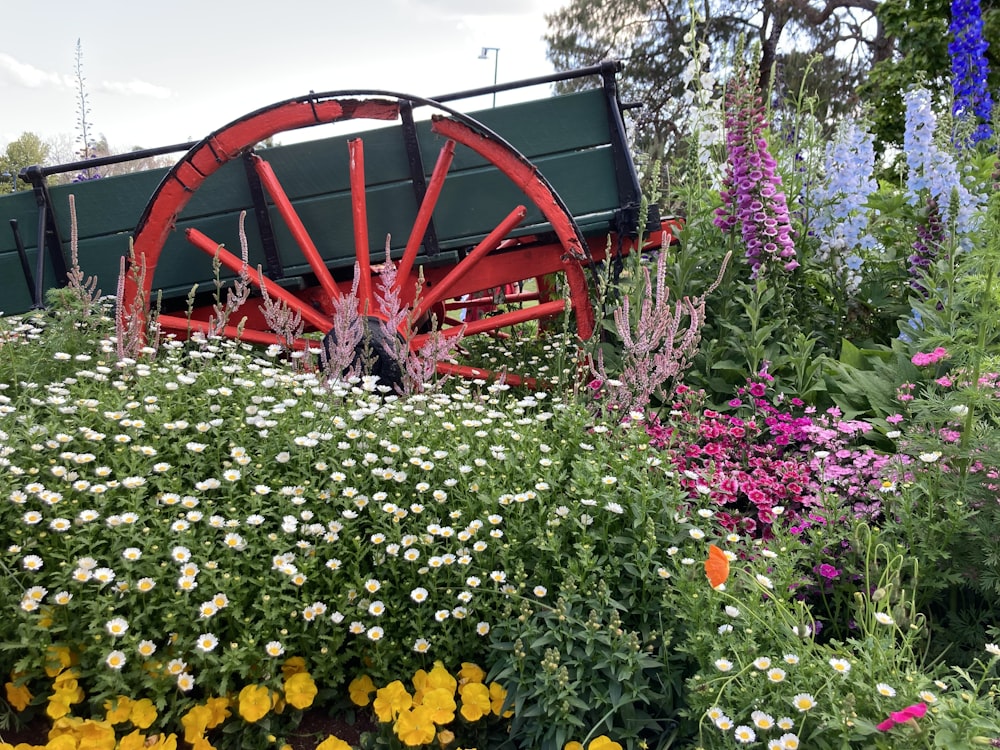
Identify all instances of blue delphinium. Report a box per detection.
[950,0,993,144]
[811,120,879,296]
[903,87,984,240]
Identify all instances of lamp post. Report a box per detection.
[478,47,500,107]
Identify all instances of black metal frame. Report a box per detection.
[241,151,284,279]
[7,219,36,306]
[17,166,70,307]
[398,101,441,257]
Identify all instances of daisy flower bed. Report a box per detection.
[2,311,1000,750]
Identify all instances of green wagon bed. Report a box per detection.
[0,62,680,382]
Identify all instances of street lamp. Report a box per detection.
[478,47,500,107]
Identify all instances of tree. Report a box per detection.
[544,0,889,152]
[0,132,50,193]
[860,0,1000,147]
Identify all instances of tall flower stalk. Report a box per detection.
[950,0,993,144]
[903,87,985,249]
[592,248,730,415]
[811,119,879,297]
[714,55,797,278]
[908,197,946,295]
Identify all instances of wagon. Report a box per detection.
[0,62,680,384]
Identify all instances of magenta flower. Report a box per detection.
[816,564,840,580]
[877,702,928,731]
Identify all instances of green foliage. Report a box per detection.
[677,526,1000,749]
[487,429,692,749]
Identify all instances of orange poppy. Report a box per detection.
[705,544,730,588]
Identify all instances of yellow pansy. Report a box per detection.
[489,682,512,717]
[315,736,353,750]
[281,656,307,680]
[4,677,32,712]
[458,682,491,722]
[47,692,76,720]
[421,687,456,725]
[426,662,457,696]
[104,695,133,725]
[411,668,430,705]
[284,672,318,710]
[181,705,212,744]
[44,645,76,677]
[373,680,413,723]
[49,714,83,739]
[589,736,623,750]
[118,729,148,750]
[38,607,54,629]
[272,693,287,715]
[203,696,230,728]
[130,698,158,729]
[73,718,117,749]
[349,674,376,707]
[564,743,585,750]
[394,704,437,747]
[458,663,486,685]
[237,684,274,723]
[46,734,79,750]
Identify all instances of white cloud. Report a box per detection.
[98,79,173,99]
[0,53,170,101]
[0,53,72,89]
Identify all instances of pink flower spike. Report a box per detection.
[876,718,897,732]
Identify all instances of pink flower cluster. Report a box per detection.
[648,377,901,540]
[876,702,927,731]
[911,347,949,366]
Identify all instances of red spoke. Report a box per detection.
[431,116,594,339]
[348,138,373,308]
[412,204,526,321]
[410,298,566,348]
[395,139,456,293]
[251,154,341,303]
[184,227,333,331]
[157,313,316,350]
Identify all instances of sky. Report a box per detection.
[1,0,569,161]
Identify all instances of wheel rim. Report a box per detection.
[122,90,595,381]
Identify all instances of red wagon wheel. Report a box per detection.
[121,91,596,385]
